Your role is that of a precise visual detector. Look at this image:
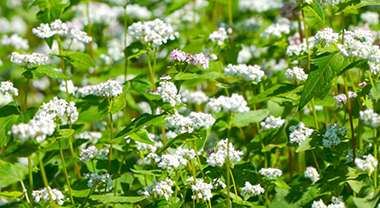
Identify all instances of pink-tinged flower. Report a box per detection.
[192,53,210,69]
[170,49,188,62]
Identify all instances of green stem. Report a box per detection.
[24,78,29,113]
[147,51,156,91]
[28,156,33,204]
[226,113,233,208]
[227,0,234,44]
[58,139,76,207]
[311,98,319,129]
[106,98,114,192]
[19,180,32,208]
[37,151,56,208]
[80,186,95,208]
[343,73,356,159]
[229,169,239,203]
[173,170,179,203]
[113,144,130,205]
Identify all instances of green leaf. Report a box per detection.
[90,195,147,204]
[128,128,154,145]
[299,52,351,110]
[60,51,96,68]
[0,191,23,200]
[303,3,324,23]
[336,0,380,14]
[34,65,70,79]
[0,115,19,148]
[174,71,222,81]
[111,94,126,114]
[131,169,163,176]
[0,160,28,188]
[115,113,166,140]
[371,80,380,100]
[98,99,110,119]
[55,129,75,139]
[249,84,299,105]
[232,109,269,127]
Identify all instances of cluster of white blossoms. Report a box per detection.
[304,166,320,184]
[259,168,282,179]
[32,187,65,205]
[260,115,285,131]
[314,27,339,47]
[1,34,29,50]
[209,27,231,46]
[322,123,346,148]
[285,66,308,84]
[80,145,109,162]
[69,29,92,43]
[333,91,357,107]
[34,97,79,123]
[11,116,55,143]
[10,52,48,68]
[165,3,200,29]
[59,80,77,95]
[165,110,215,134]
[206,93,249,114]
[180,89,209,105]
[286,33,316,56]
[157,148,196,171]
[152,178,174,201]
[207,139,244,167]
[155,76,182,106]
[84,173,114,190]
[72,2,119,26]
[191,179,213,201]
[312,196,346,208]
[126,4,151,19]
[238,0,283,13]
[224,64,265,82]
[76,79,123,98]
[360,109,380,128]
[261,18,291,39]
[169,49,210,69]
[240,182,265,199]
[0,81,18,98]
[361,11,379,25]
[128,18,179,48]
[289,122,314,145]
[355,154,378,174]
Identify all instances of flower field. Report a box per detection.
[1,0,380,207]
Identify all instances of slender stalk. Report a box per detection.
[24,78,29,113]
[229,169,239,203]
[343,74,356,159]
[192,141,205,179]
[19,180,32,208]
[37,151,56,208]
[374,139,378,188]
[147,51,156,91]
[86,3,96,76]
[58,139,76,207]
[28,156,33,204]
[227,0,234,44]
[80,186,95,208]
[301,10,311,71]
[226,113,233,208]
[311,98,319,129]
[106,98,114,192]
[173,170,179,203]
[113,144,130,207]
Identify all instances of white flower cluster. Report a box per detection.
[314,27,339,47]
[165,3,200,29]
[206,93,249,114]
[156,76,182,106]
[207,139,244,167]
[77,79,123,98]
[152,178,174,201]
[126,4,151,19]
[322,123,346,148]
[180,89,209,105]
[191,179,213,201]
[312,197,346,208]
[259,168,282,179]
[157,148,196,171]
[224,64,265,82]
[0,81,18,98]
[304,166,320,184]
[84,173,114,190]
[32,187,65,205]
[34,97,79,123]
[80,145,109,162]
[72,2,119,25]
[165,111,215,134]
[261,18,291,39]
[128,18,179,48]
[289,122,314,145]
[11,116,55,143]
[69,29,92,43]
[286,33,316,56]
[238,0,283,13]
[360,109,380,128]
[209,27,230,46]
[59,80,77,95]
[169,49,210,69]
[1,34,29,50]
[333,91,357,107]
[260,115,285,131]
[285,66,308,84]
[355,154,378,174]
[361,11,379,25]
[240,182,265,199]
[10,52,48,68]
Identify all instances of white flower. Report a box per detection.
[84,173,114,190]
[312,199,327,208]
[240,182,265,199]
[259,168,282,179]
[32,187,65,205]
[285,66,308,84]
[322,123,346,148]
[152,178,174,201]
[304,167,320,184]
[32,23,55,38]
[12,116,55,143]
[224,64,265,82]
[333,91,357,107]
[315,27,339,47]
[360,109,380,128]
[50,19,69,36]
[70,29,92,43]
[206,93,249,114]
[1,34,29,50]
[156,79,182,107]
[260,115,285,131]
[77,79,123,98]
[80,146,98,162]
[191,179,213,201]
[180,89,209,105]
[59,80,77,95]
[355,154,378,174]
[289,122,314,145]
[361,11,379,25]
[0,81,18,98]
[261,18,291,39]
[207,139,244,167]
[238,0,283,13]
[10,52,49,68]
[209,27,229,46]
[158,154,188,170]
